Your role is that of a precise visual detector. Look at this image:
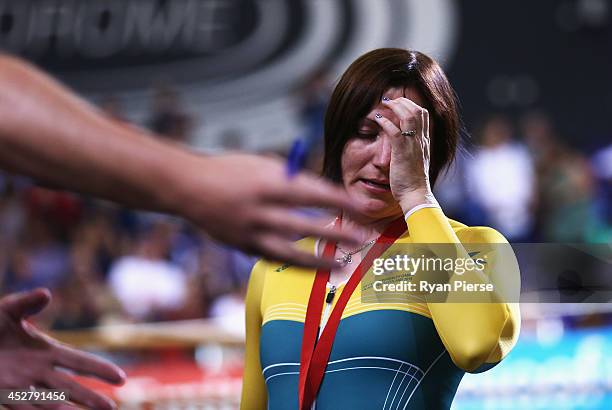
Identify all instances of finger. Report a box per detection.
[6,404,39,410]
[254,209,361,246]
[421,108,432,159]
[43,403,81,410]
[396,95,424,111]
[373,112,416,160]
[382,98,413,128]
[372,112,401,138]
[43,404,79,410]
[255,234,341,269]
[0,288,51,320]
[42,372,116,410]
[422,107,430,141]
[268,175,361,216]
[51,345,125,385]
[382,98,421,135]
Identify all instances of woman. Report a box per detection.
[241,48,520,410]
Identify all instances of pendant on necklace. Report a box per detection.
[336,254,352,266]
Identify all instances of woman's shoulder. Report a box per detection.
[250,236,318,276]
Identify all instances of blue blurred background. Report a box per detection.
[0,0,610,408]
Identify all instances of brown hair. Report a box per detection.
[322,48,460,187]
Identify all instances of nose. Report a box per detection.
[372,134,391,171]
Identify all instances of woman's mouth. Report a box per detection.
[359,178,391,192]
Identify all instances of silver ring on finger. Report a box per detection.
[401,129,417,137]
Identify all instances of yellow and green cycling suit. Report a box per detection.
[241,207,521,409]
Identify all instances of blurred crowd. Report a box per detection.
[436,111,612,243]
[0,78,610,334]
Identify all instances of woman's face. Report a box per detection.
[340,86,428,220]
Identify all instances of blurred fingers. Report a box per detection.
[269,174,360,216]
[255,234,340,269]
[42,404,80,410]
[6,404,39,410]
[254,209,360,246]
[51,345,125,385]
[0,288,51,320]
[44,404,80,410]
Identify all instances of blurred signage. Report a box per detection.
[0,0,294,90]
[0,0,254,62]
[0,0,457,95]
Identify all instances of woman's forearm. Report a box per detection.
[404,206,520,372]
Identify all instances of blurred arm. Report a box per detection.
[0,54,190,212]
[0,54,362,268]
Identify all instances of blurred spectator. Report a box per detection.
[466,115,535,241]
[591,143,612,239]
[294,66,331,153]
[24,186,82,240]
[148,82,193,143]
[0,175,26,246]
[5,246,38,291]
[592,144,612,181]
[108,221,188,321]
[433,146,492,226]
[219,129,245,151]
[51,280,102,330]
[521,112,602,242]
[49,220,124,329]
[6,217,70,291]
[199,238,256,298]
[209,284,247,337]
[171,274,210,320]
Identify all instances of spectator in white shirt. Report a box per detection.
[466,115,535,241]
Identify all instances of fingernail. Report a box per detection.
[375,113,382,119]
[382,96,390,101]
[117,368,127,383]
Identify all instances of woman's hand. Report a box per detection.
[373,96,438,212]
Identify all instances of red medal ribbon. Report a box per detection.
[298,216,407,409]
